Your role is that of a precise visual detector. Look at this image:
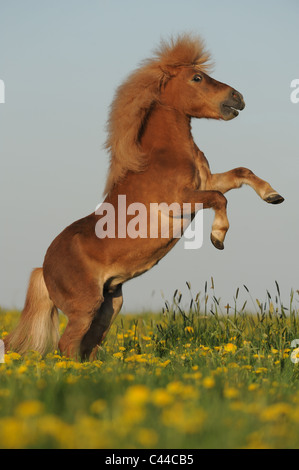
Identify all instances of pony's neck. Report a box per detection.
[140,103,193,156]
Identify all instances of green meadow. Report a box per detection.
[1,281,299,449]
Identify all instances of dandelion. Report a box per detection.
[202,376,215,389]
[138,428,158,447]
[124,385,150,406]
[159,359,171,368]
[113,352,123,359]
[15,400,44,418]
[185,326,194,334]
[260,403,293,422]
[224,343,237,354]
[90,399,107,415]
[223,387,239,399]
[151,388,173,407]
[17,365,27,374]
[0,417,31,449]
[248,383,259,391]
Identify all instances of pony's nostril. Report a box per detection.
[232,90,239,99]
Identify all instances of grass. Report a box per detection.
[1,280,299,449]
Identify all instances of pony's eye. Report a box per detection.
[192,74,202,82]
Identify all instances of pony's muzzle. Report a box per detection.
[220,89,245,120]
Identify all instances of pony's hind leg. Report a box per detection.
[80,284,123,361]
[58,294,104,360]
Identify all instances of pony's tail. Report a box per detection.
[4,268,60,355]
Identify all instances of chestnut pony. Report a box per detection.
[5,34,284,360]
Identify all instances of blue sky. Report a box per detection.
[0,0,298,312]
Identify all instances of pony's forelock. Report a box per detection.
[104,34,212,196]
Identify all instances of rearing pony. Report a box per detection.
[5,34,284,360]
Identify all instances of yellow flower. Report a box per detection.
[138,428,158,447]
[66,375,78,384]
[227,362,239,369]
[0,417,31,448]
[15,400,44,418]
[125,354,147,363]
[162,403,206,434]
[37,414,75,448]
[260,403,293,422]
[255,367,268,374]
[90,399,107,415]
[124,385,150,406]
[185,326,194,334]
[202,376,215,389]
[224,343,237,354]
[151,388,173,407]
[120,373,134,381]
[223,387,239,399]
[166,381,184,395]
[248,383,259,391]
[113,352,123,359]
[17,365,28,374]
[159,359,171,368]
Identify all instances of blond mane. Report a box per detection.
[104,33,212,195]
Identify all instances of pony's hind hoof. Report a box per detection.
[210,234,224,250]
[264,193,285,205]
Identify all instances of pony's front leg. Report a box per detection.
[209,167,284,204]
[182,188,229,250]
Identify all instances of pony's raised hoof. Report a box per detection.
[264,193,285,205]
[210,234,224,250]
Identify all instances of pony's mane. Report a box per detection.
[104,34,212,195]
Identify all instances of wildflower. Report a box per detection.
[15,400,44,418]
[0,417,31,448]
[90,399,107,415]
[124,385,150,406]
[202,376,215,389]
[113,352,123,359]
[248,383,259,391]
[255,367,268,374]
[223,387,239,399]
[185,326,194,334]
[260,403,293,422]
[224,343,237,354]
[151,389,173,407]
[138,428,158,447]
[159,359,171,368]
[162,403,206,434]
[227,362,239,369]
[17,365,27,374]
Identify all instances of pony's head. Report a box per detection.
[159,66,245,121]
[104,34,245,195]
